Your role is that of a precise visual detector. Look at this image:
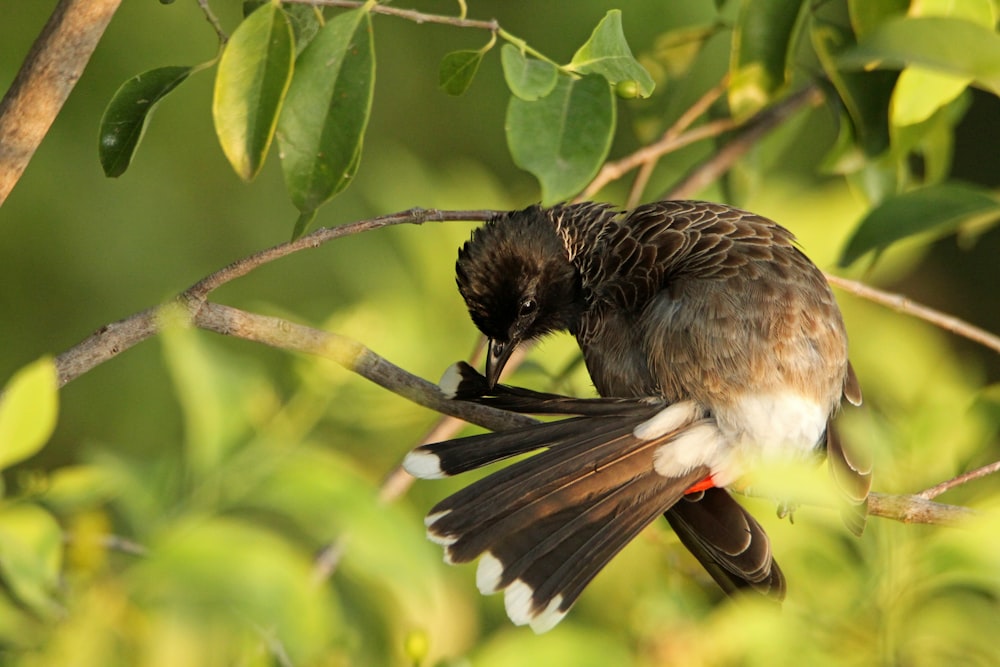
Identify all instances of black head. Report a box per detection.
[456,206,582,387]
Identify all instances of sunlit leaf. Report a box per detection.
[889,0,995,126]
[0,357,57,471]
[0,504,62,618]
[569,10,655,98]
[277,7,375,214]
[501,45,557,101]
[838,17,1000,95]
[474,624,632,667]
[135,517,335,663]
[847,0,908,38]
[891,68,971,127]
[839,182,1000,266]
[43,465,120,512]
[158,307,269,476]
[729,0,806,118]
[439,50,483,96]
[98,66,193,177]
[506,73,615,204]
[213,2,294,181]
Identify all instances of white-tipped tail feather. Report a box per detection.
[437,363,464,399]
[476,552,503,594]
[503,579,567,633]
[403,449,445,479]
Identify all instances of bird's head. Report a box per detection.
[456,207,581,388]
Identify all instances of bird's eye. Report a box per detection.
[518,298,537,317]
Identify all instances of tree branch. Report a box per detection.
[0,0,121,206]
[868,492,974,526]
[282,0,499,31]
[193,302,535,432]
[54,208,496,387]
[825,274,1000,355]
[916,460,1000,500]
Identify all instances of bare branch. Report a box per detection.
[0,0,121,206]
[186,208,495,302]
[282,0,499,31]
[54,208,497,387]
[196,0,228,44]
[868,491,975,526]
[825,274,1000,355]
[916,460,1000,500]
[194,302,537,432]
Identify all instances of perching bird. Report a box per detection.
[403,200,870,632]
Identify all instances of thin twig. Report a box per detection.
[825,274,1000,355]
[662,84,823,200]
[54,208,497,387]
[282,0,499,30]
[916,461,1000,500]
[185,208,495,302]
[195,0,228,43]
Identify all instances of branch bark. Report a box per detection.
[0,0,121,206]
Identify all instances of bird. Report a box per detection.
[402,200,870,633]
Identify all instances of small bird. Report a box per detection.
[403,201,870,632]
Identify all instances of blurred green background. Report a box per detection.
[1,1,999,665]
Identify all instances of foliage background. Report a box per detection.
[1,1,999,665]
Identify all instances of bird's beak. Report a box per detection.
[485,338,516,389]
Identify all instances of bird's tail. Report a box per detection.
[403,363,785,632]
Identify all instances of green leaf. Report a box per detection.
[839,183,1000,266]
[891,67,971,127]
[284,4,324,55]
[98,66,192,177]
[43,465,120,512]
[213,2,294,182]
[892,91,971,186]
[569,10,655,98]
[506,73,615,204]
[0,504,62,618]
[889,1,994,127]
[277,8,375,213]
[838,17,1000,96]
[473,624,632,667]
[847,0,908,39]
[158,306,266,476]
[439,50,483,96]
[501,45,558,101]
[812,19,896,158]
[136,517,335,661]
[729,0,806,118]
[0,357,57,471]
